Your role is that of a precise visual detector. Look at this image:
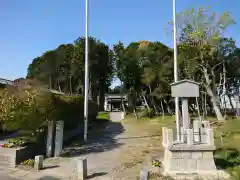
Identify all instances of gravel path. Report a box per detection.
[42,118,163,180]
[0,174,20,180]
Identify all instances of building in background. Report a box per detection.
[104,94,128,112]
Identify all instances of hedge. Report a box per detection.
[0,85,98,133]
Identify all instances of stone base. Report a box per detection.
[164,170,229,180]
[162,143,224,178]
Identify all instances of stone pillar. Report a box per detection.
[166,129,173,146]
[206,129,214,146]
[34,155,44,170]
[182,98,190,131]
[180,126,185,143]
[54,121,64,157]
[187,129,193,146]
[140,169,150,180]
[46,121,54,158]
[162,127,167,145]
[77,158,87,180]
[193,120,201,143]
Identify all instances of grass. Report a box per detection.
[214,119,240,150]
[126,114,240,179]
[96,111,109,121]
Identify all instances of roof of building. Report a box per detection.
[0,78,14,85]
[170,79,200,86]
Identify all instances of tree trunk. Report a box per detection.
[227,94,235,114]
[88,82,92,101]
[148,85,157,113]
[58,80,62,92]
[203,67,224,121]
[164,99,172,114]
[49,76,52,89]
[133,108,138,119]
[142,95,150,110]
[69,76,72,95]
[160,99,165,118]
[206,86,224,120]
[99,81,105,111]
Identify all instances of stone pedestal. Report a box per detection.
[162,143,216,175]
[161,125,226,178]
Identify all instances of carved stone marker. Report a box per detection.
[77,158,87,180]
[54,121,64,157]
[46,121,54,158]
[34,155,44,170]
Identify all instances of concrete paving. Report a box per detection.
[109,111,124,122]
[0,174,19,180]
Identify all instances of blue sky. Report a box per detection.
[0,0,239,82]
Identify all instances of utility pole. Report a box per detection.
[173,0,180,141]
[84,0,89,141]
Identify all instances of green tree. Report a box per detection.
[174,8,236,120]
[27,37,114,110]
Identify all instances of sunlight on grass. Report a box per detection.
[214,119,240,150]
[96,111,109,120]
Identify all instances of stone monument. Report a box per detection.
[162,79,227,179]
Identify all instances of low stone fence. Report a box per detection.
[0,141,45,167]
[162,120,214,146]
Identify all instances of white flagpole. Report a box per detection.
[173,0,180,141]
[84,0,89,141]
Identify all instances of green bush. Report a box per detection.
[21,159,34,167]
[0,85,98,133]
[51,95,98,130]
[137,108,154,118]
[96,111,109,121]
[214,148,239,162]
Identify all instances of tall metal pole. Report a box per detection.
[84,0,89,141]
[173,0,180,141]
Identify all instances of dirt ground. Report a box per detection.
[42,116,167,180]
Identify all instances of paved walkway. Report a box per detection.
[0,119,162,180]
[0,174,19,180]
[42,121,126,179]
[41,119,162,180]
[0,165,65,180]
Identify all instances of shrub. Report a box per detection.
[2,86,54,132]
[51,95,98,130]
[21,159,34,167]
[0,85,99,134]
[137,108,154,118]
[96,111,109,121]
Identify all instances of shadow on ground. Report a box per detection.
[87,172,107,179]
[215,158,240,170]
[60,121,124,158]
[37,177,61,180]
[214,148,240,170]
[42,165,60,170]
